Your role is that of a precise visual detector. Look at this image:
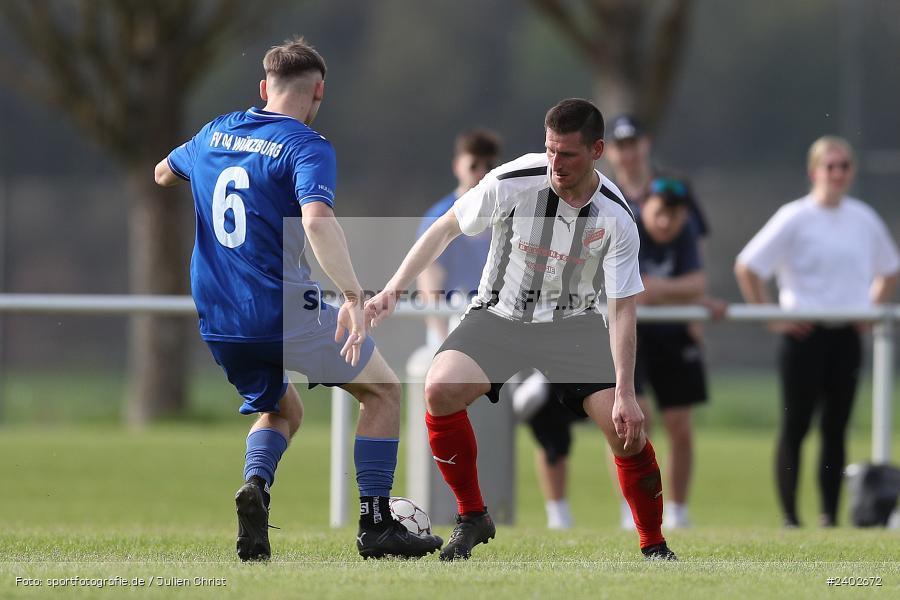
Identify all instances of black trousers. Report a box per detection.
[776,325,862,524]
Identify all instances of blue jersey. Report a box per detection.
[417,192,491,295]
[168,107,336,342]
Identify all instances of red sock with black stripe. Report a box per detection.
[425,410,485,514]
[615,439,665,548]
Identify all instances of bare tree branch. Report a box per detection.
[175,0,269,91]
[0,0,272,159]
[0,53,48,100]
[640,0,692,128]
[529,0,693,130]
[528,0,598,62]
[0,1,131,153]
[78,0,126,99]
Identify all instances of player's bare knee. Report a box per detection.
[423,380,447,413]
[424,380,469,416]
[607,432,647,458]
[356,380,401,415]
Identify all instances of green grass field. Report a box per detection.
[0,372,898,598]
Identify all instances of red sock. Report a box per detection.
[425,410,484,514]
[615,439,665,548]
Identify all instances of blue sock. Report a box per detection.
[244,428,288,487]
[354,436,398,498]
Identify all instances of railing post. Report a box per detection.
[872,314,895,464]
[329,387,351,527]
[405,345,435,514]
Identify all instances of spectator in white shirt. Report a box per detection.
[734,136,899,528]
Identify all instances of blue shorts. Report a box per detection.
[206,305,375,415]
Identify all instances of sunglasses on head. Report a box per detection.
[649,178,688,198]
[824,160,851,172]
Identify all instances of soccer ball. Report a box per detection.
[389,496,432,535]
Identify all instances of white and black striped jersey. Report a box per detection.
[453,153,643,323]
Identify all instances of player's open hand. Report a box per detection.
[335,298,367,367]
[363,290,399,329]
[612,389,645,452]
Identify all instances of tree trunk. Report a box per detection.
[593,70,639,123]
[529,0,692,132]
[124,162,193,426]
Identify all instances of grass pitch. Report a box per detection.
[1,415,898,599]
[3,528,897,599]
[1,371,898,598]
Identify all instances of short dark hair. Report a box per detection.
[454,129,502,158]
[263,36,327,80]
[544,99,605,145]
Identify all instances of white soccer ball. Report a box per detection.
[389,496,432,535]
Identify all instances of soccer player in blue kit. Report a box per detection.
[153,37,441,561]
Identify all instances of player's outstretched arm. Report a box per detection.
[365,210,463,327]
[302,201,367,365]
[154,158,182,187]
[608,294,644,451]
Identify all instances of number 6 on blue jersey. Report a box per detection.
[213,166,248,248]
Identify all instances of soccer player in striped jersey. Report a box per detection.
[153,36,441,561]
[366,99,677,561]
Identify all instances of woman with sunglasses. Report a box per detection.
[735,136,900,528]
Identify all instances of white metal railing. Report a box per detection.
[2,293,899,319]
[0,294,196,314]
[0,294,896,527]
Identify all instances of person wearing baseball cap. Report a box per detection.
[606,114,708,238]
[610,114,645,143]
